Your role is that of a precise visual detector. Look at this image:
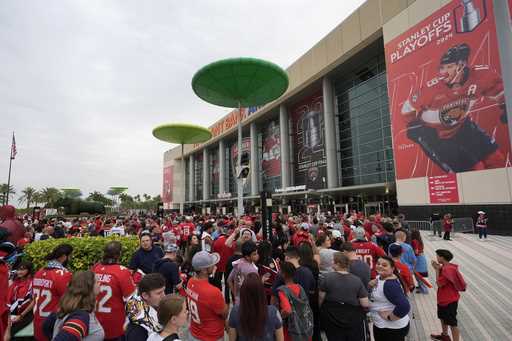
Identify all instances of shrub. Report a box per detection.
[24,236,139,272]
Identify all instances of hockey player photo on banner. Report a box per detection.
[385,0,509,180]
[261,120,281,185]
[162,165,173,204]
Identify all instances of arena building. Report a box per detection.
[162,0,512,233]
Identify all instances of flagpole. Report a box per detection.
[5,132,14,205]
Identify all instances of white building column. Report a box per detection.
[322,77,339,189]
[250,122,259,196]
[202,149,209,201]
[188,155,194,202]
[279,104,291,188]
[218,140,226,195]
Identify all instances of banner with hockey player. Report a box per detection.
[261,119,281,189]
[385,0,509,180]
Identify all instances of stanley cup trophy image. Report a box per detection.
[303,110,322,150]
[458,0,484,32]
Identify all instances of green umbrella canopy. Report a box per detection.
[152,123,212,145]
[192,57,289,108]
[61,188,80,192]
[109,187,128,195]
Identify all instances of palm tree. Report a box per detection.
[18,187,37,209]
[87,191,112,205]
[41,187,62,208]
[32,191,44,207]
[142,193,151,202]
[0,184,15,205]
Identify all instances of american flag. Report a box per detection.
[10,133,16,160]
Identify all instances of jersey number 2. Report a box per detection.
[97,285,113,313]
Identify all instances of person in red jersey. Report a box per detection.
[8,261,34,336]
[388,244,414,294]
[0,243,13,341]
[402,43,506,173]
[92,241,136,341]
[212,225,234,294]
[352,227,386,279]
[186,251,228,341]
[32,244,73,341]
[292,223,313,247]
[431,249,466,341]
[179,216,195,247]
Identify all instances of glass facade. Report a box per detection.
[334,41,395,186]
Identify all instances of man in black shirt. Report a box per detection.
[271,246,315,297]
[153,244,180,294]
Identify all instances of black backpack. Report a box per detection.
[278,285,314,341]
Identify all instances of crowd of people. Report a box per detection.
[0,208,468,341]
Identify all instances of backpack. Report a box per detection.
[278,285,314,341]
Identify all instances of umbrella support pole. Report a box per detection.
[237,102,244,218]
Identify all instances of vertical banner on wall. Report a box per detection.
[385,0,510,200]
[290,91,327,189]
[231,137,251,194]
[261,120,281,187]
[162,165,173,207]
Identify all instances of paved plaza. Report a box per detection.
[408,232,512,341]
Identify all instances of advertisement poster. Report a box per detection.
[290,91,327,189]
[195,153,203,200]
[162,165,173,204]
[231,137,251,194]
[428,173,460,203]
[261,120,281,186]
[385,0,510,180]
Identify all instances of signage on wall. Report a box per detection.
[162,165,173,204]
[428,173,460,203]
[385,0,510,181]
[275,185,307,193]
[261,120,281,183]
[290,91,327,189]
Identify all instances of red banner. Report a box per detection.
[162,166,173,204]
[385,0,510,180]
[290,91,327,189]
[428,173,459,203]
[262,120,281,180]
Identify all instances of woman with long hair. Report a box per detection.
[148,294,188,341]
[8,261,34,335]
[257,240,280,303]
[410,229,429,294]
[369,256,410,341]
[228,272,284,341]
[297,242,321,341]
[316,234,337,273]
[43,270,104,340]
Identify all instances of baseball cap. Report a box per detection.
[192,251,220,270]
[477,211,485,215]
[300,222,309,230]
[164,244,178,253]
[389,243,403,257]
[331,230,342,239]
[354,227,366,240]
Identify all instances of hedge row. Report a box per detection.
[24,236,139,272]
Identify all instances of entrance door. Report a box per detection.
[364,201,383,216]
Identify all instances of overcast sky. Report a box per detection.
[0,0,365,204]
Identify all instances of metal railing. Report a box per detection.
[405,217,475,234]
